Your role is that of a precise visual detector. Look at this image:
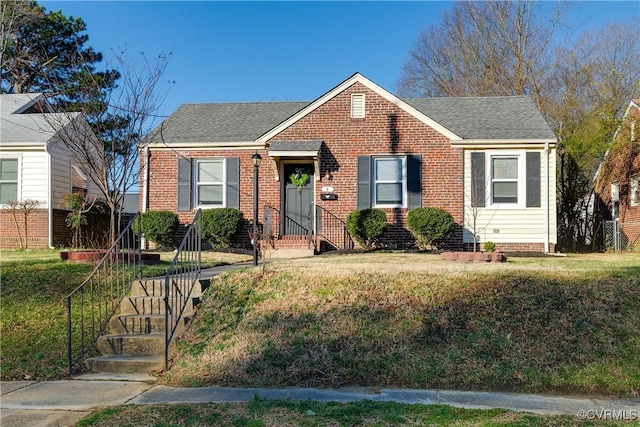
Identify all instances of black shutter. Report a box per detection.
[526,151,541,207]
[357,156,371,209]
[226,157,240,209]
[407,154,422,209]
[177,157,192,211]
[471,152,485,207]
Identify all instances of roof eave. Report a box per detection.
[145,140,263,150]
[451,138,557,148]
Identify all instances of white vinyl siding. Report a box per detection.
[373,157,406,208]
[351,93,365,118]
[195,159,226,208]
[463,149,557,245]
[631,175,639,206]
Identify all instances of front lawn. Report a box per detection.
[162,252,640,397]
[0,249,249,380]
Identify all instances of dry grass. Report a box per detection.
[162,252,640,396]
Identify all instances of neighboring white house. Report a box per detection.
[0,93,98,249]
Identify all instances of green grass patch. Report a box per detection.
[163,253,640,396]
[0,249,245,380]
[76,400,630,426]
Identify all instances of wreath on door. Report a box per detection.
[289,168,309,193]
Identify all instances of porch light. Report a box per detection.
[252,152,262,167]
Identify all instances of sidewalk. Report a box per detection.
[2,374,639,427]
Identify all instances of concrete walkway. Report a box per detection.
[2,375,639,426]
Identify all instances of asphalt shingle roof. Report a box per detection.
[1,93,76,145]
[269,140,323,152]
[406,96,556,140]
[147,94,555,144]
[147,101,310,144]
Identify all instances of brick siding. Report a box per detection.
[145,82,466,250]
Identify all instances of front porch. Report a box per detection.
[258,204,354,259]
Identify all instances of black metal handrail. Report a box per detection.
[164,209,202,370]
[316,206,354,250]
[263,204,313,248]
[66,214,142,374]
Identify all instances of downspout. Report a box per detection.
[46,143,54,249]
[544,142,550,253]
[141,146,149,249]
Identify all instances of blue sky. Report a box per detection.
[44,1,639,118]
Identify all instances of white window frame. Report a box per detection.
[631,175,639,207]
[351,93,365,118]
[0,156,21,206]
[487,150,526,209]
[194,158,226,209]
[372,156,407,208]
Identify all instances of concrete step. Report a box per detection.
[96,333,174,356]
[109,314,166,334]
[120,296,196,317]
[84,355,165,374]
[108,314,189,336]
[131,278,210,298]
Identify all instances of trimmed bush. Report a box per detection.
[132,210,178,249]
[346,209,387,249]
[407,207,456,250]
[201,208,243,249]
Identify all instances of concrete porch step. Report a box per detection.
[84,354,165,374]
[96,333,174,356]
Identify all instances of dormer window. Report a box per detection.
[351,93,365,118]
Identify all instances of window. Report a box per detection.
[373,157,405,207]
[491,156,519,204]
[478,151,532,209]
[351,93,365,118]
[631,175,639,206]
[0,158,19,204]
[195,159,225,207]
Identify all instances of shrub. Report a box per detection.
[132,210,178,249]
[483,241,496,252]
[407,207,456,250]
[201,208,243,249]
[346,209,387,249]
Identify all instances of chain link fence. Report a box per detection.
[603,220,640,251]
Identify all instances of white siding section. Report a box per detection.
[49,139,73,208]
[20,151,49,204]
[463,148,557,245]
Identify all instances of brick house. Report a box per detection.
[595,99,640,250]
[0,93,98,249]
[142,73,557,254]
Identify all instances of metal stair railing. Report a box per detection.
[164,209,202,370]
[66,213,142,374]
[316,206,354,250]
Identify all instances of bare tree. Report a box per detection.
[45,49,171,245]
[398,0,567,108]
[546,20,640,250]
